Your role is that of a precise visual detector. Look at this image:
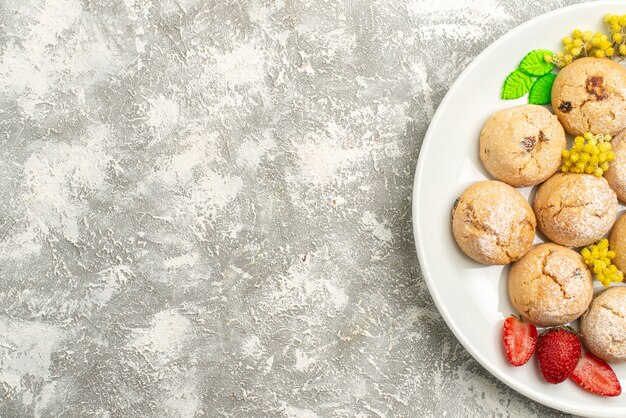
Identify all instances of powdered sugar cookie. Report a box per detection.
[480,105,566,187]
[552,57,626,136]
[581,286,626,363]
[533,173,617,247]
[509,243,593,326]
[452,181,536,265]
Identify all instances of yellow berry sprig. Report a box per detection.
[549,30,614,67]
[547,14,626,68]
[604,13,626,56]
[581,239,624,287]
[561,132,614,176]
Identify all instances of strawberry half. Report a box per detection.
[571,352,622,397]
[536,327,581,384]
[502,315,537,366]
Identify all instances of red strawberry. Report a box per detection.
[502,315,537,366]
[536,327,581,384]
[571,352,621,397]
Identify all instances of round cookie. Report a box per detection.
[580,286,626,363]
[509,243,593,326]
[533,173,617,247]
[452,181,536,265]
[604,129,626,202]
[552,57,626,136]
[479,105,566,187]
[609,212,626,272]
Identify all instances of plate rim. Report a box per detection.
[412,1,626,416]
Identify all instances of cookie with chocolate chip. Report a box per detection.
[479,104,566,187]
[552,57,626,136]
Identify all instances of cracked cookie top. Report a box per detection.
[609,212,626,273]
[452,181,536,265]
[581,286,626,363]
[533,172,617,247]
[509,243,593,327]
[551,57,626,136]
[604,129,626,203]
[480,104,566,188]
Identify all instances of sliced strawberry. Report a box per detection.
[503,315,537,366]
[571,352,622,397]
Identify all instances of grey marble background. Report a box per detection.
[0,0,594,417]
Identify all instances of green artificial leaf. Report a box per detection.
[528,73,557,105]
[519,49,555,76]
[501,70,534,100]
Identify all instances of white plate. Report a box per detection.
[412,2,626,416]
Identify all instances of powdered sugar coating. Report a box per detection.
[610,212,626,272]
[509,243,593,326]
[533,173,617,247]
[581,286,626,363]
[480,105,566,187]
[452,181,536,265]
[604,129,626,203]
[552,57,626,136]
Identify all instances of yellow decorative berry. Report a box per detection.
[553,16,626,69]
[560,133,614,176]
[582,239,624,287]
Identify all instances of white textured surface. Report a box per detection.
[0,0,587,416]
